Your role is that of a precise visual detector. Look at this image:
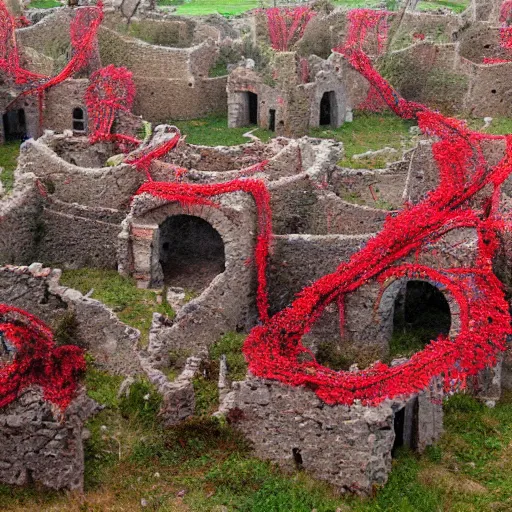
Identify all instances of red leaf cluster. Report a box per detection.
[263,7,315,52]
[0,305,86,410]
[345,9,393,112]
[85,64,137,145]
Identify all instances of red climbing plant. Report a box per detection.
[133,9,512,407]
[85,64,138,146]
[0,305,86,410]
[0,1,104,124]
[238,21,512,406]
[264,7,316,52]
[345,8,393,112]
[500,0,512,49]
[135,164,272,320]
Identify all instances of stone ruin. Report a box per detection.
[0,120,510,492]
[0,0,512,497]
[0,387,99,491]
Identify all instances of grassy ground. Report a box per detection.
[172,112,414,165]
[0,141,21,193]
[311,110,416,168]
[60,269,174,345]
[1,361,511,511]
[26,0,61,8]
[173,116,273,146]
[157,0,469,16]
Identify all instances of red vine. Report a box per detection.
[0,305,86,410]
[263,7,315,52]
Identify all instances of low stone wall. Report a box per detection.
[0,264,141,375]
[219,375,443,495]
[0,387,99,491]
[0,173,42,266]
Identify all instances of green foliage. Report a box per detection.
[210,332,247,381]
[467,116,512,135]
[418,0,469,14]
[27,0,61,8]
[119,378,162,426]
[85,365,124,408]
[193,375,219,416]
[172,115,273,146]
[312,110,415,168]
[209,60,229,77]
[60,269,175,345]
[163,0,467,16]
[389,328,434,359]
[3,362,512,512]
[316,340,353,371]
[0,141,20,193]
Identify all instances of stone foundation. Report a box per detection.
[0,387,99,491]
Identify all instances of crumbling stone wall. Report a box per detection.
[0,387,99,491]
[120,195,257,364]
[16,133,144,268]
[0,173,42,265]
[468,0,502,23]
[98,25,227,122]
[218,375,443,495]
[228,53,349,137]
[0,264,141,374]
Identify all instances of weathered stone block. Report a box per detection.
[0,387,99,491]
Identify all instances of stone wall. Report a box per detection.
[15,134,144,268]
[0,387,99,491]
[227,53,349,137]
[218,375,443,495]
[98,26,227,122]
[0,172,42,266]
[0,264,141,375]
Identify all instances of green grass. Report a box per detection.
[466,117,512,135]
[173,115,273,146]
[60,269,174,345]
[159,0,468,16]
[0,141,21,193]
[2,363,512,512]
[418,0,469,14]
[27,0,61,8]
[172,112,414,165]
[311,110,416,168]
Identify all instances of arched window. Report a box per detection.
[72,107,86,133]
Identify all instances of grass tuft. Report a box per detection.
[60,269,175,345]
[0,141,21,193]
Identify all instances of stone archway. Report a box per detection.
[158,214,226,294]
[320,91,337,127]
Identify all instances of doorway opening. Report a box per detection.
[159,215,226,294]
[248,92,258,125]
[391,280,451,358]
[2,109,26,141]
[269,109,276,132]
[320,91,337,127]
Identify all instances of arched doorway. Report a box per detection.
[2,108,26,141]
[388,280,450,455]
[391,280,451,357]
[320,91,337,127]
[158,215,226,294]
